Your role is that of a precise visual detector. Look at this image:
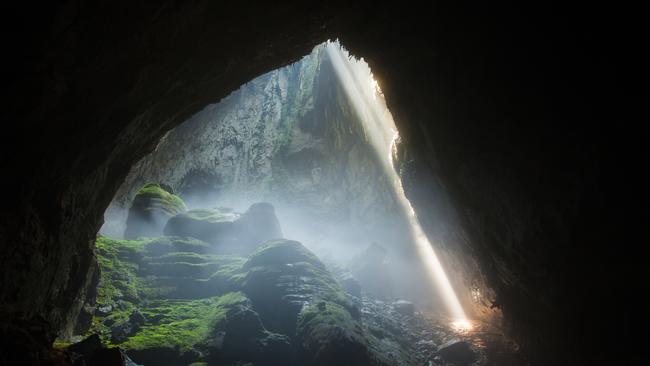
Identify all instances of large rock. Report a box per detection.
[351,243,393,299]
[162,208,238,244]
[240,240,399,365]
[242,239,350,335]
[218,301,293,366]
[232,202,283,252]
[124,184,186,239]
[436,340,478,366]
[296,301,374,366]
[163,203,283,255]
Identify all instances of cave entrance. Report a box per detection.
[72,41,484,365]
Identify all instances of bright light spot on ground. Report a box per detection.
[324,40,469,321]
[451,319,473,332]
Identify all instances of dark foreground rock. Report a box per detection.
[217,300,293,365]
[67,335,142,366]
[436,340,478,366]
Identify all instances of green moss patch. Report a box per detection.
[181,208,238,223]
[135,183,186,215]
[122,292,247,352]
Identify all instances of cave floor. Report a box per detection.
[359,296,525,366]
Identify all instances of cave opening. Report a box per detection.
[0,2,618,365]
[52,41,524,366]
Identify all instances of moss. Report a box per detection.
[121,292,248,352]
[297,301,361,337]
[136,183,186,214]
[297,300,411,366]
[94,236,146,307]
[152,252,228,264]
[181,208,238,223]
[206,257,248,288]
[52,340,73,349]
[245,239,325,270]
[143,236,211,256]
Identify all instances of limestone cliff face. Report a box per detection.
[103,45,401,249]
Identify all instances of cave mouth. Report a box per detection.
[62,41,522,365]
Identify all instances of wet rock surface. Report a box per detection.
[358,297,524,366]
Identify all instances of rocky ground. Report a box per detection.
[354,296,525,366]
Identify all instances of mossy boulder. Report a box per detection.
[163,208,238,244]
[231,202,283,253]
[163,203,283,255]
[210,298,293,365]
[121,293,248,365]
[242,240,354,335]
[296,301,372,366]
[124,184,186,239]
[243,239,324,270]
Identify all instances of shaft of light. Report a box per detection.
[325,41,468,322]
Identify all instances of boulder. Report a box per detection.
[219,303,293,365]
[129,309,146,326]
[392,299,415,317]
[436,340,477,366]
[340,275,362,298]
[232,203,283,252]
[110,320,140,343]
[67,334,102,360]
[163,208,238,244]
[296,302,373,366]
[243,239,324,270]
[351,243,393,299]
[124,184,186,239]
[163,203,283,255]
[88,348,127,366]
[239,240,390,365]
[242,240,349,334]
[67,335,142,366]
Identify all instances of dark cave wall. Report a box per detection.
[0,1,621,364]
[0,0,339,356]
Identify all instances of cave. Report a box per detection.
[0,1,637,365]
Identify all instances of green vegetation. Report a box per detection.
[90,233,406,365]
[245,239,324,270]
[135,183,186,215]
[90,236,248,344]
[180,208,237,223]
[122,292,247,352]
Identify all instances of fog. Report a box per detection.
[99,41,458,315]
